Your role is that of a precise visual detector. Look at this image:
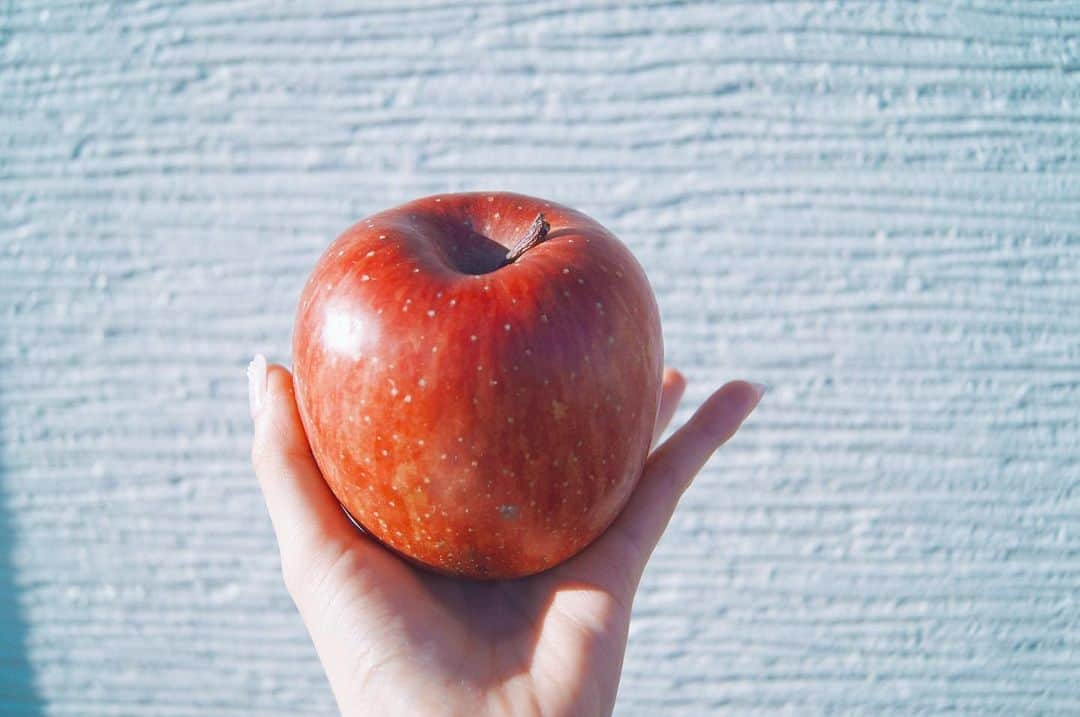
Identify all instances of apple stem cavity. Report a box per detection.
[503,214,550,266]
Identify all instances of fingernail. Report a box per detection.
[247,354,267,420]
[748,382,770,402]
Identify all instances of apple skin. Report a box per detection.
[292,192,663,579]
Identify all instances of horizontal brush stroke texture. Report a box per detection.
[1,1,1078,714]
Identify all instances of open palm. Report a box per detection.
[248,357,762,717]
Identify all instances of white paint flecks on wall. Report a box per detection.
[2,1,1079,715]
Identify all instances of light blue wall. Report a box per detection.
[2,2,1078,714]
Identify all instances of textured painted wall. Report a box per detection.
[2,1,1079,715]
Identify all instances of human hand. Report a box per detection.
[248,355,763,717]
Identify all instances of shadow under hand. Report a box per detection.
[0,385,45,715]
[384,551,626,700]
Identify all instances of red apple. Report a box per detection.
[292,192,663,579]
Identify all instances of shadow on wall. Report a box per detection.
[0,383,45,715]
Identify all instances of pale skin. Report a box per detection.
[248,355,763,717]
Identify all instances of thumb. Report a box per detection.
[248,355,358,595]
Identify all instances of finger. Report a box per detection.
[606,380,765,582]
[248,356,358,584]
[651,368,687,449]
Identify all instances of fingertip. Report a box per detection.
[692,380,763,441]
[652,367,688,448]
[662,367,686,392]
[264,363,297,404]
[726,379,766,413]
[251,363,313,472]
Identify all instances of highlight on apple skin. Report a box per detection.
[292,192,664,579]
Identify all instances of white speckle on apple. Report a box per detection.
[503,323,511,331]
[366,250,375,257]
[361,274,370,281]
[381,449,389,456]
[427,309,436,317]
[449,298,457,306]
[540,314,548,323]
[418,378,427,387]
[417,439,425,446]
[403,394,412,403]
[470,335,477,342]
[562,268,570,274]
[379,234,386,239]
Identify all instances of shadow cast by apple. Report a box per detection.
[0,384,45,715]
[406,567,622,696]
[344,508,624,705]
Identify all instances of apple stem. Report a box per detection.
[503,214,550,266]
